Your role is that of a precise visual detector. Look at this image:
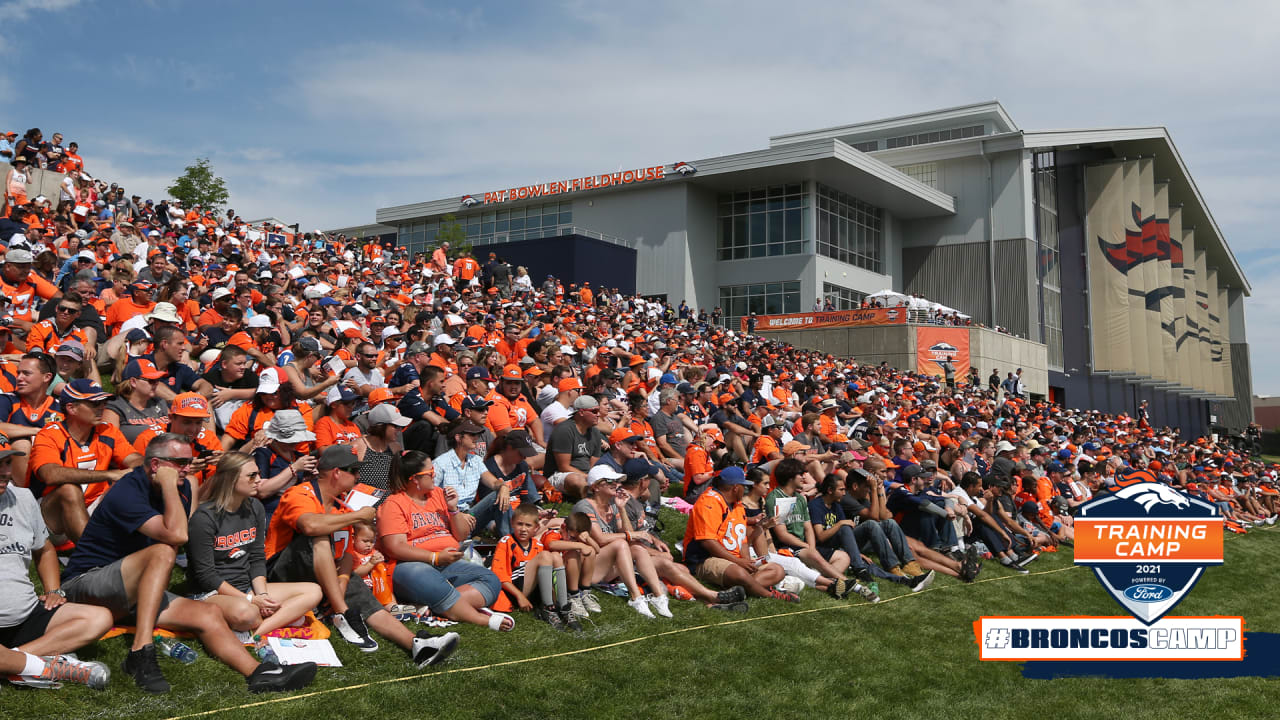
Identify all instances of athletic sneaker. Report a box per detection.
[707,600,749,613]
[568,594,589,620]
[122,644,170,694]
[1014,552,1040,569]
[535,605,568,631]
[387,604,418,616]
[412,630,460,667]
[849,581,881,603]
[9,655,110,690]
[334,609,378,652]
[1268,516,1278,526]
[648,594,673,618]
[627,596,656,618]
[558,606,583,632]
[826,577,849,599]
[907,570,935,593]
[960,546,982,583]
[768,589,801,603]
[1001,558,1030,574]
[580,590,603,613]
[715,586,747,605]
[246,661,317,693]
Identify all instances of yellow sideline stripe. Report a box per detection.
[162,564,1084,720]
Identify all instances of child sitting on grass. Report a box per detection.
[542,512,602,620]
[342,520,398,612]
[491,504,581,632]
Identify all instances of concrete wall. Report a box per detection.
[759,323,1048,395]
[0,167,66,213]
[969,328,1048,395]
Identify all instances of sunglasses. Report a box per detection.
[156,456,193,467]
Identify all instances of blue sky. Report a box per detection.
[2,0,1278,393]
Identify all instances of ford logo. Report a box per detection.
[1123,584,1172,603]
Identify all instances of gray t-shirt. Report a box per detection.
[548,421,603,472]
[0,485,48,627]
[187,498,268,594]
[650,410,690,459]
[572,498,619,534]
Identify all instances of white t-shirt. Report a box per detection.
[0,485,48,627]
[540,400,571,439]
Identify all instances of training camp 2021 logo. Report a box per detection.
[975,469,1243,663]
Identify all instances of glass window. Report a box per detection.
[717,182,809,260]
[822,282,867,310]
[717,281,801,329]
[815,182,884,273]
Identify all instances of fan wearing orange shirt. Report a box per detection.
[316,387,365,452]
[490,504,576,629]
[681,468,787,599]
[492,364,545,447]
[751,416,785,464]
[103,282,158,335]
[30,379,143,543]
[25,293,91,354]
[682,430,717,501]
[0,246,61,330]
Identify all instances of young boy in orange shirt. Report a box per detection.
[491,504,580,632]
[541,512,601,620]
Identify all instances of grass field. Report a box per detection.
[7,511,1277,720]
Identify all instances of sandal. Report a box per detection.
[480,609,515,632]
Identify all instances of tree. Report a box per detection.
[436,213,471,258]
[166,157,229,209]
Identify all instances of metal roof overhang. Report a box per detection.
[683,139,955,219]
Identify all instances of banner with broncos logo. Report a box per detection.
[1084,161,1133,375]
[1138,159,1166,382]
[1154,182,1179,387]
[1122,161,1153,380]
[1168,204,1192,389]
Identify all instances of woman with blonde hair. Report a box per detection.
[187,452,323,646]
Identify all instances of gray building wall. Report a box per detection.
[571,183,692,304]
[895,147,1034,334]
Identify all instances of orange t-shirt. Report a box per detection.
[315,415,363,450]
[1,274,59,323]
[265,480,351,561]
[375,489,459,558]
[751,435,781,464]
[30,421,136,503]
[103,298,156,334]
[24,320,89,354]
[681,488,748,563]
[681,444,714,498]
[490,535,544,612]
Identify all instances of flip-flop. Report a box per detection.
[480,609,515,632]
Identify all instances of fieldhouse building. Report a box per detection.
[373,101,1251,435]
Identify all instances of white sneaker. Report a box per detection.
[647,594,673,618]
[580,591,603,613]
[568,595,589,620]
[627,596,655,618]
[8,655,110,690]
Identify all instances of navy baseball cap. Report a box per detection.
[466,366,491,381]
[716,466,751,487]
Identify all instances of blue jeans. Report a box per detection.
[854,518,915,569]
[901,508,958,550]
[393,559,501,612]
[818,525,905,584]
[471,477,541,537]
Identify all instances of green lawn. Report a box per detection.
[8,516,1277,720]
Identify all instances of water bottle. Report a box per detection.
[254,639,279,665]
[153,635,198,664]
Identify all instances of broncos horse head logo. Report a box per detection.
[1113,482,1190,512]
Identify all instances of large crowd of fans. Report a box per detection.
[0,128,1274,696]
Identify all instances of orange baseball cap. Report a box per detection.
[501,364,523,380]
[368,388,395,406]
[558,378,583,392]
[170,392,211,418]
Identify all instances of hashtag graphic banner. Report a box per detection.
[974,617,1244,661]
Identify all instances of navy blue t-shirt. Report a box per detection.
[63,466,192,581]
[253,446,294,522]
[807,497,845,534]
[389,363,420,389]
[145,354,202,394]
